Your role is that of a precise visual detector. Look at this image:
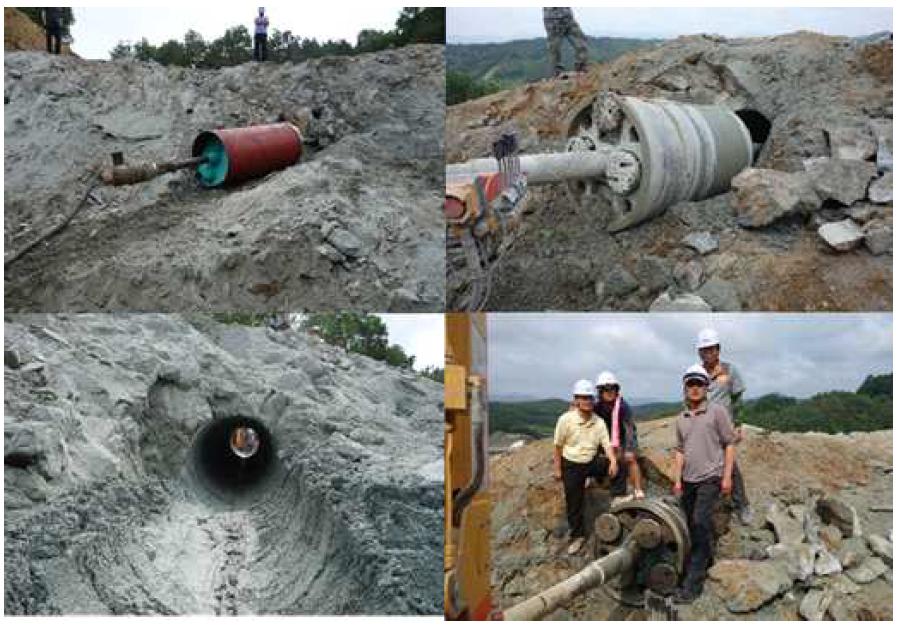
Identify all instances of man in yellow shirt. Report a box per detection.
[553,379,619,554]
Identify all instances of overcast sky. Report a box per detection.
[447,7,893,44]
[69,4,402,60]
[489,313,892,402]
[380,314,444,371]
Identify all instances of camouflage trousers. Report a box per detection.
[544,19,589,73]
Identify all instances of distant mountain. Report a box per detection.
[490,373,892,438]
[446,36,659,86]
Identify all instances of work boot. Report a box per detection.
[567,537,586,555]
[673,583,702,604]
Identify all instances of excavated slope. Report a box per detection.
[490,418,892,620]
[4,314,443,614]
[4,44,444,312]
[447,32,892,311]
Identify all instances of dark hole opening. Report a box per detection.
[190,416,279,502]
[735,108,772,144]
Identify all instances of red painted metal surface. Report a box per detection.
[192,122,302,186]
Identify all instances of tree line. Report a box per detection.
[211,312,442,383]
[489,373,893,437]
[107,7,443,67]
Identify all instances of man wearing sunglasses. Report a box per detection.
[672,364,736,603]
[554,379,619,555]
[696,328,753,526]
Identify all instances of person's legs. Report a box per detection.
[546,31,564,76]
[731,460,753,524]
[562,459,589,538]
[46,32,53,54]
[54,34,61,55]
[606,450,629,496]
[625,453,644,497]
[566,23,590,71]
[681,478,721,595]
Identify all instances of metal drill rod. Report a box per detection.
[100,155,208,187]
[446,149,613,187]
[503,541,639,620]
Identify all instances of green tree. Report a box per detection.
[419,366,444,383]
[856,373,892,398]
[357,28,397,53]
[205,25,252,67]
[447,71,502,105]
[109,41,133,59]
[305,313,415,369]
[395,7,444,44]
[183,29,207,67]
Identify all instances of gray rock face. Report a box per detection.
[4,314,443,615]
[649,290,711,312]
[708,559,793,613]
[682,231,719,255]
[767,542,817,582]
[4,47,444,312]
[863,218,893,255]
[731,168,821,227]
[825,124,877,161]
[868,172,893,204]
[870,119,893,172]
[818,220,865,252]
[838,537,871,569]
[766,502,805,545]
[866,534,893,566]
[803,158,876,206]
[846,556,887,584]
[799,587,833,621]
[634,255,672,292]
[673,259,705,291]
[604,265,640,298]
[816,495,862,537]
[697,277,742,311]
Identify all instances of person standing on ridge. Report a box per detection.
[695,327,753,525]
[42,7,64,55]
[542,7,589,77]
[254,7,270,62]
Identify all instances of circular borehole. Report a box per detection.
[189,416,281,503]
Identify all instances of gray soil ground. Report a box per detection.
[4,314,443,614]
[4,45,443,312]
[490,420,893,620]
[446,32,892,311]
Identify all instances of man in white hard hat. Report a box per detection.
[696,327,752,525]
[554,379,619,554]
[594,371,645,501]
[672,364,735,603]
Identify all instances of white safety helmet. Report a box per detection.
[682,364,710,386]
[696,327,720,350]
[595,371,619,388]
[572,379,595,397]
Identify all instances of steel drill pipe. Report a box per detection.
[503,542,639,621]
[446,150,612,186]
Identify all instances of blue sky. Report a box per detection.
[489,313,893,401]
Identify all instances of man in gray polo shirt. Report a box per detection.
[696,328,753,525]
[672,364,736,603]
